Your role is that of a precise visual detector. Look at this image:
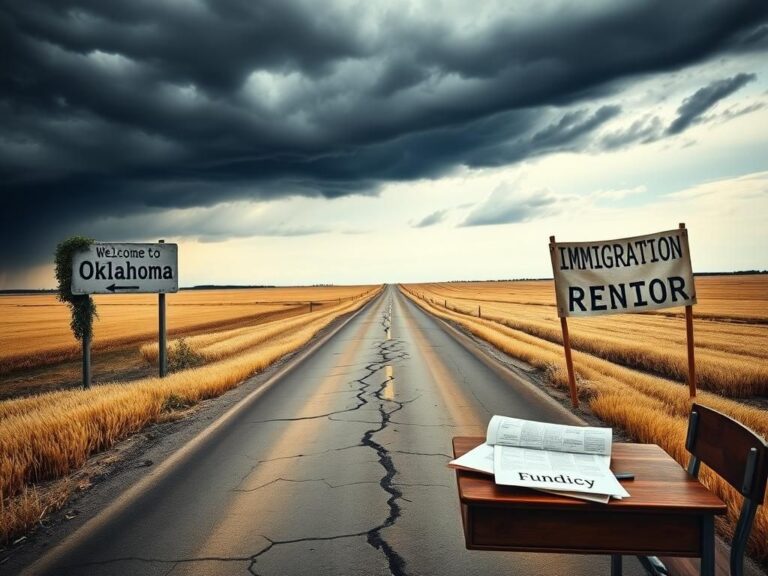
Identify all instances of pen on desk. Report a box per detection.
[614,472,635,480]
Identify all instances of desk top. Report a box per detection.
[453,437,726,514]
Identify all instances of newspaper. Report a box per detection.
[486,414,611,456]
[450,415,630,502]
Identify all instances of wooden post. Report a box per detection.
[560,317,579,408]
[158,239,167,378]
[680,223,697,397]
[551,235,579,408]
[685,305,695,397]
[82,330,91,389]
[478,305,481,318]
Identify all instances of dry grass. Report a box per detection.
[408,276,768,396]
[0,288,379,543]
[0,286,375,373]
[400,283,768,564]
[139,299,364,365]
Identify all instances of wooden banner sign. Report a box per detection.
[549,228,696,318]
[550,225,698,408]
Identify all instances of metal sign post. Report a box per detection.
[158,239,168,378]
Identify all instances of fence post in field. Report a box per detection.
[478,305,481,318]
[158,239,167,378]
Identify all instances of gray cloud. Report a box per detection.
[1,0,767,274]
[600,115,663,149]
[462,184,559,227]
[718,101,767,121]
[413,209,449,228]
[667,73,757,135]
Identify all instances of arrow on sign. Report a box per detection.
[106,284,140,292]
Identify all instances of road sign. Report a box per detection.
[71,242,178,295]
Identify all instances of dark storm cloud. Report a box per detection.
[2,0,768,275]
[667,73,757,135]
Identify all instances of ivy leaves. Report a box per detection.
[54,237,98,341]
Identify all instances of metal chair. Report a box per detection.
[684,403,768,576]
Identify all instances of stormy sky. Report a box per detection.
[2,0,768,287]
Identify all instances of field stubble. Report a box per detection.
[409,277,768,397]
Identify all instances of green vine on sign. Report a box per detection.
[54,236,98,341]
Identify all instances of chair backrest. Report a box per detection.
[686,403,768,576]
[685,403,768,501]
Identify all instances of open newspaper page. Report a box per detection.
[449,442,495,475]
[488,416,627,498]
[486,415,611,457]
[449,415,630,501]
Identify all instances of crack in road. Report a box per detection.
[247,340,407,426]
[361,343,410,576]
[247,299,413,576]
[246,532,371,576]
[387,420,460,428]
[61,554,254,570]
[233,444,362,490]
[392,482,451,489]
[234,477,380,493]
[391,450,452,459]
[68,298,416,576]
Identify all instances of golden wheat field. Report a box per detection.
[406,276,768,397]
[0,285,376,373]
[400,277,768,563]
[0,286,381,542]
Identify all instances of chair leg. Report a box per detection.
[637,555,668,575]
[611,554,622,576]
[731,500,758,576]
[701,516,715,576]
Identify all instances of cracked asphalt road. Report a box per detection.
[23,286,646,576]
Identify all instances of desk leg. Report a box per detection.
[701,516,714,576]
[611,554,622,576]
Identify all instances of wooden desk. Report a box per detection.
[453,437,727,576]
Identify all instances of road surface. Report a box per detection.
[24,285,646,576]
